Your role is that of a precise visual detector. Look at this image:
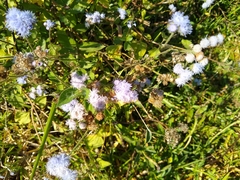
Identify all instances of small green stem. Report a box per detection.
[30,102,57,180]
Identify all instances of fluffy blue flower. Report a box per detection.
[5,7,36,38]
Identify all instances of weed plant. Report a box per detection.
[0,0,240,179]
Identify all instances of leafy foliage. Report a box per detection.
[0,0,239,179]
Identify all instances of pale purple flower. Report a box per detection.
[46,153,78,180]
[5,7,36,37]
[85,11,105,27]
[70,71,88,89]
[113,80,138,103]
[43,19,55,30]
[192,63,204,74]
[60,99,79,112]
[17,75,27,85]
[70,102,86,120]
[66,119,77,130]
[29,86,45,99]
[88,88,108,111]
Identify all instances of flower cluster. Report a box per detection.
[85,11,105,28]
[173,33,224,86]
[118,8,127,20]
[46,153,78,180]
[199,33,224,48]
[167,10,192,36]
[70,71,88,89]
[202,0,215,9]
[88,88,108,111]
[113,80,138,103]
[29,85,45,99]
[60,99,86,130]
[43,19,55,30]
[5,7,36,37]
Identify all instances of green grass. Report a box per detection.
[0,0,240,179]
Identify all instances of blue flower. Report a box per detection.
[5,7,36,38]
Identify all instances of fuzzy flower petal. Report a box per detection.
[6,7,36,37]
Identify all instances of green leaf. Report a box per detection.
[106,45,122,59]
[133,41,147,59]
[87,134,104,148]
[57,87,80,107]
[181,39,193,49]
[97,158,111,169]
[148,48,161,59]
[15,111,31,125]
[146,129,152,143]
[79,42,105,52]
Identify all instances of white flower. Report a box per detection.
[66,119,77,130]
[88,88,108,111]
[127,20,136,28]
[118,8,127,20]
[169,4,177,12]
[217,33,224,44]
[43,20,55,30]
[175,69,193,87]
[17,75,27,85]
[192,44,202,53]
[202,0,215,9]
[195,52,204,61]
[79,122,87,130]
[192,63,204,74]
[199,57,209,67]
[200,37,210,48]
[167,11,192,36]
[70,71,88,89]
[173,63,184,74]
[208,36,218,47]
[185,53,195,63]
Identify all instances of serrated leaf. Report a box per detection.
[79,42,105,52]
[87,134,104,148]
[57,87,80,107]
[15,111,30,125]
